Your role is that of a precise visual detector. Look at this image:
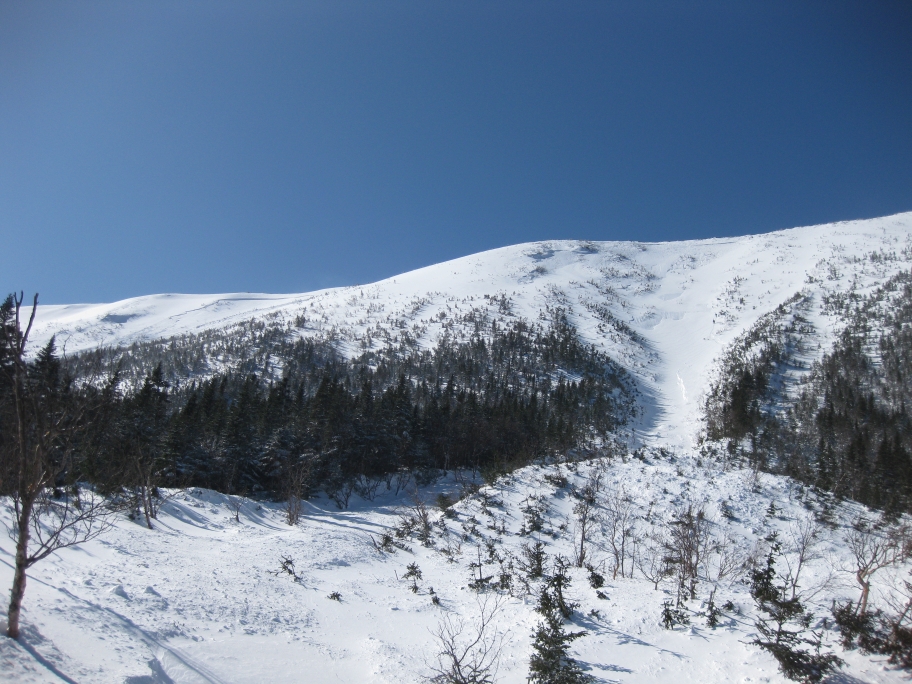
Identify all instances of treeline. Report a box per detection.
[704,271,912,513]
[12,305,634,507]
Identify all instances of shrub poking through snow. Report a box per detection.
[430,595,504,684]
[661,601,689,629]
[585,564,605,589]
[750,539,842,683]
[370,532,398,554]
[402,562,423,593]
[468,546,495,593]
[547,556,578,619]
[270,555,303,583]
[519,540,547,580]
[832,598,912,671]
[704,590,723,628]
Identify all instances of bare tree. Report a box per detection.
[600,485,636,579]
[664,505,712,600]
[571,471,602,568]
[709,531,747,586]
[429,594,505,684]
[284,457,313,526]
[228,493,245,523]
[0,293,115,639]
[636,532,670,590]
[844,517,909,615]
[398,490,435,546]
[781,516,823,600]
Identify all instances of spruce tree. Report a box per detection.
[750,539,842,683]
[527,584,592,683]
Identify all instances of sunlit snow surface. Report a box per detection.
[2,461,908,683]
[30,212,912,449]
[3,212,912,682]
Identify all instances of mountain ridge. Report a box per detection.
[29,211,912,450]
[5,212,912,683]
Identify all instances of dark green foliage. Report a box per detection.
[585,565,604,589]
[521,498,546,535]
[705,593,722,628]
[660,601,689,629]
[546,556,577,619]
[704,292,811,449]
[750,542,842,683]
[528,582,592,684]
[65,312,634,501]
[833,600,912,670]
[520,540,548,580]
[706,270,912,513]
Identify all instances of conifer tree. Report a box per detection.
[527,579,591,683]
[750,537,842,683]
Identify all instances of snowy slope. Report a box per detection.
[29,211,912,446]
[2,454,910,683]
[4,212,912,683]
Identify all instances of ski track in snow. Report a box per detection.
[3,212,912,682]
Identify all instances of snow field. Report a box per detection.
[3,449,910,683]
[27,212,912,451]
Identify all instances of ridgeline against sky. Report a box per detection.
[1,0,910,303]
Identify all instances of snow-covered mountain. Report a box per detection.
[31,211,912,446]
[4,212,912,684]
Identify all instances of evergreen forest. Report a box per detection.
[703,270,912,513]
[1,299,635,508]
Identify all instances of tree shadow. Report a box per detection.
[1,622,81,684]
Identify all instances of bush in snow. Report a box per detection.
[750,538,842,683]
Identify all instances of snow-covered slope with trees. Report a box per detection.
[3,212,912,683]
[30,211,912,446]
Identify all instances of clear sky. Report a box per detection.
[1,1,910,304]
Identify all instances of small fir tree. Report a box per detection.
[750,539,842,683]
[527,580,592,683]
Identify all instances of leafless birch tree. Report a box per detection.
[429,594,505,684]
[844,517,909,615]
[600,484,636,579]
[571,471,602,568]
[1,293,115,639]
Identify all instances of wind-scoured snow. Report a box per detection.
[4,212,912,683]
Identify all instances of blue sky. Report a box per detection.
[1,1,910,304]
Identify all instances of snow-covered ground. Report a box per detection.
[4,212,912,682]
[2,454,909,683]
